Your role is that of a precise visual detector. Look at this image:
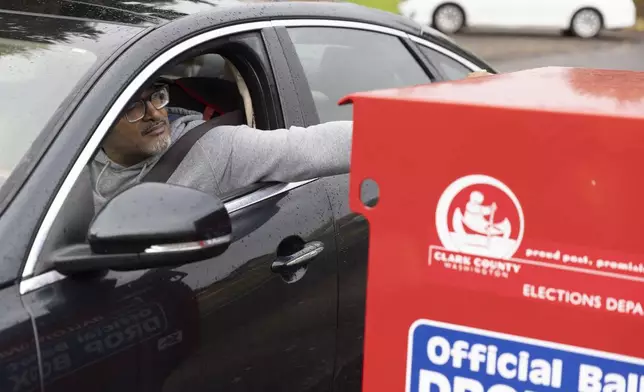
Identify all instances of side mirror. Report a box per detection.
[50,182,232,274]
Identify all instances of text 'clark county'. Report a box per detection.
[433,251,521,274]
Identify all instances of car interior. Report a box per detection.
[308,45,396,121]
[161,53,255,126]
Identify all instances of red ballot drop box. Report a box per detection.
[344,67,644,392]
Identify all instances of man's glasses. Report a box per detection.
[124,86,170,123]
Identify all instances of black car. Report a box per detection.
[0,1,495,391]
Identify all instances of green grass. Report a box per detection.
[345,0,400,14]
[637,0,644,18]
[636,17,644,31]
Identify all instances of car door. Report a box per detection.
[272,21,484,392]
[273,22,430,392]
[18,20,338,392]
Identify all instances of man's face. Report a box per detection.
[102,85,172,166]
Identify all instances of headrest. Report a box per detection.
[158,54,253,125]
[162,54,231,80]
[166,76,244,120]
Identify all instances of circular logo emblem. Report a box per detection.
[435,175,524,259]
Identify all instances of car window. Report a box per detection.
[286,27,431,122]
[0,37,97,186]
[416,44,474,80]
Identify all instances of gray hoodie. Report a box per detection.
[91,107,352,212]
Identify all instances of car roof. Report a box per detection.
[2,0,451,39]
[154,1,490,70]
[1,0,492,70]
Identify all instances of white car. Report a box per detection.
[398,0,637,38]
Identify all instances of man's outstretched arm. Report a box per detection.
[196,121,353,193]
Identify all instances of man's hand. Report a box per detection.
[467,70,493,78]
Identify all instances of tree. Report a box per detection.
[2,0,229,23]
[1,1,102,44]
[0,0,230,57]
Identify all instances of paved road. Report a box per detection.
[450,30,644,72]
[492,42,644,72]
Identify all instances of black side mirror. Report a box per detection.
[50,182,232,274]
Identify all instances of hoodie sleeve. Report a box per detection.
[195,121,352,193]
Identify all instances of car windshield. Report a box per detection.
[0,37,97,186]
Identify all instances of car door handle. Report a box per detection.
[271,241,325,273]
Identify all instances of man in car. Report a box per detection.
[92,70,492,211]
[91,82,353,211]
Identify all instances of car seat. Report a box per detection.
[226,60,256,128]
[167,76,243,120]
[163,54,255,127]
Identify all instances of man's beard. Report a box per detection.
[142,132,171,156]
[141,120,171,156]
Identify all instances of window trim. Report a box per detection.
[271,19,409,38]
[20,18,485,295]
[268,19,482,72]
[273,25,321,126]
[262,27,306,127]
[409,35,483,72]
[214,37,283,129]
[402,36,442,82]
